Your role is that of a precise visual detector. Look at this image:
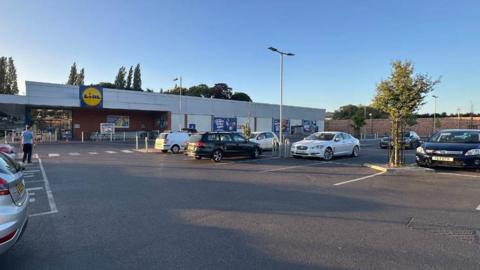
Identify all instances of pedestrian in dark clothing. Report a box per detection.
[22,125,34,163]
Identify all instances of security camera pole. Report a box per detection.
[268,47,295,157]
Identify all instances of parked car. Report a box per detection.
[379,131,422,149]
[416,129,480,168]
[291,132,360,160]
[0,144,16,160]
[0,152,28,255]
[184,132,262,162]
[249,132,279,150]
[154,131,190,154]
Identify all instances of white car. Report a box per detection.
[154,131,190,154]
[291,132,360,160]
[249,132,279,150]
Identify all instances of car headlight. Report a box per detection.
[465,149,480,156]
[416,146,425,154]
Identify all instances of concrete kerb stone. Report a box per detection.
[363,163,389,173]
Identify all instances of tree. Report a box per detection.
[75,68,85,86]
[372,60,439,166]
[0,57,7,93]
[133,64,142,90]
[67,62,78,85]
[145,88,154,93]
[126,66,133,90]
[6,57,18,94]
[92,82,116,88]
[350,110,366,137]
[187,84,211,97]
[114,66,127,89]
[231,92,252,102]
[333,104,387,120]
[210,83,232,99]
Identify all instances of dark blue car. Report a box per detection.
[416,129,480,168]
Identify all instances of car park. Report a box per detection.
[0,144,16,160]
[249,132,279,150]
[184,132,261,162]
[154,131,190,154]
[0,152,28,255]
[416,129,480,168]
[291,132,360,160]
[379,131,421,149]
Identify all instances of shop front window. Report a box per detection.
[30,109,72,139]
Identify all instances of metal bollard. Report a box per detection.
[4,130,6,144]
[144,137,148,152]
[135,133,139,150]
[81,131,84,143]
[110,132,113,142]
[123,132,126,142]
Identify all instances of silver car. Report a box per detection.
[0,152,28,255]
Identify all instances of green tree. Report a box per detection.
[67,62,78,85]
[210,83,232,99]
[133,64,142,90]
[0,57,7,93]
[187,84,211,97]
[350,111,366,137]
[114,66,127,89]
[75,68,85,86]
[126,66,133,90]
[242,121,251,138]
[231,92,252,102]
[6,57,18,94]
[435,118,442,129]
[372,60,439,166]
[92,82,116,88]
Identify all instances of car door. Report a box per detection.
[342,133,355,154]
[232,133,251,155]
[256,133,267,149]
[333,134,347,155]
[219,133,237,156]
[264,132,274,149]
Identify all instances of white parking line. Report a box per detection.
[23,175,35,178]
[105,151,117,154]
[29,198,36,203]
[35,158,58,216]
[438,172,480,178]
[121,150,133,153]
[26,187,43,191]
[48,153,60,157]
[261,162,325,173]
[24,169,40,173]
[88,152,98,155]
[333,171,386,186]
[69,152,80,156]
[476,204,480,211]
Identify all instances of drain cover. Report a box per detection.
[407,217,480,245]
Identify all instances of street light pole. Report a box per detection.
[173,76,183,112]
[369,113,373,136]
[268,47,294,157]
[432,95,438,132]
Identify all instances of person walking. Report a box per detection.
[21,125,34,163]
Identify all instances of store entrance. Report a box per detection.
[29,108,72,141]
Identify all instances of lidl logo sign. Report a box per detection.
[80,86,103,108]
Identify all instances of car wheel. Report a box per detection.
[251,147,260,159]
[351,146,359,157]
[212,149,223,162]
[161,150,168,153]
[171,145,180,154]
[324,147,333,161]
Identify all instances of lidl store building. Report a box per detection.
[0,81,325,140]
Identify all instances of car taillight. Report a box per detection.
[0,178,10,196]
[196,141,205,148]
[0,230,17,244]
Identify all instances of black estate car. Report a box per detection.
[379,131,422,149]
[184,132,262,162]
[416,129,480,168]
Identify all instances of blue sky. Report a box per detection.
[1,0,479,114]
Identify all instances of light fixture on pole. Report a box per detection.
[173,77,183,112]
[268,47,295,157]
[369,112,373,136]
[432,95,438,131]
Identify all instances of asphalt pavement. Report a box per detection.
[1,141,479,269]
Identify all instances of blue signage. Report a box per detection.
[273,119,290,133]
[80,86,103,108]
[213,117,237,132]
[302,120,317,132]
[188,123,196,130]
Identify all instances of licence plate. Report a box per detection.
[16,181,25,194]
[432,156,454,162]
[296,150,306,153]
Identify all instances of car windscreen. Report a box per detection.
[188,134,203,142]
[430,131,480,143]
[0,152,19,175]
[306,133,335,141]
[159,133,168,139]
[249,133,259,139]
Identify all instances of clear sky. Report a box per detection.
[1,0,479,114]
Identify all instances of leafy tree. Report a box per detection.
[133,64,142,90]
[333,104,387,120]
[145,88,154,93]
[242,121,251,138]
[114,66,127,89]
[350,110,366,137]
[231,92,252,102]
[75,68,85,86]
[187,84,211,97]
[435,118,442,129]
[67,62,78,85]
[6,57,18,94]
[372,60,439,166]
[0,57,7,93]
[126,66,133,89]
[92,82,116,88]
[210,83,232,99]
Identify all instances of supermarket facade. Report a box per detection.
[0,81,325,140]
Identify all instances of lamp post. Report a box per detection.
[457,108,461,128]
[432,95,438,132]
[369,112,373,136]
[268,47,294,157]
[173,77,183,112]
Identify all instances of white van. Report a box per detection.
[154,132,190,153]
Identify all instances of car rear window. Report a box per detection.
[0,152,18,175]
[188,134,204,142]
